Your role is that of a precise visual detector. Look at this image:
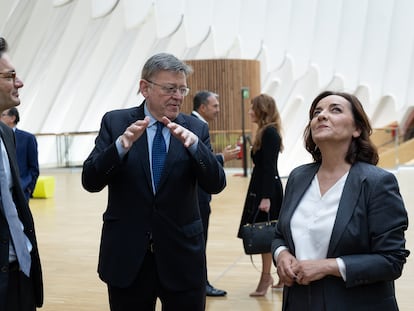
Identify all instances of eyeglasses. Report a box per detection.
[146,80,190,97]
[0,71,16,82]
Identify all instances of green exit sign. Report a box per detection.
[242,88,249,99]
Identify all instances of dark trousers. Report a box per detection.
[285,282,326,311]
[6,262,36,311]
[108,250,205,311]
[199,202,210,284]
[199,202,210,244]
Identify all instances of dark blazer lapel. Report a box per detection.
[284,163,319,252]
[327,162,365,256]
[127,105,152,189]
[0,124,19,180]
[0,124,26,214]
[287,166,318,214]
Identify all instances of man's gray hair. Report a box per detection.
[141,53,193,80]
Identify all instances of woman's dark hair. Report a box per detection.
[303,91,378,165]
[251,94,284,153]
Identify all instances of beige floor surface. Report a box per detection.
[29,168,413,310]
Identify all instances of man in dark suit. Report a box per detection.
[0,37,43,310]
[1,107,39,201]
[82,53,226,311]
[191,91,239,296]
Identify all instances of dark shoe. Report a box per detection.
[206,283,227,297]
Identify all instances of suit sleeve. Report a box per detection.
[215,154,224,166]
[342,171,410,287]
[27,134,39,193]
[260,128,281,198]
[191,122,226,195]
[82,112,124,192]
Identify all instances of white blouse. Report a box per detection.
[291,172,348,260]
[274,172,349,280]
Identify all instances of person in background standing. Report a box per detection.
[82,53,226,311]
[192,90,239,297]
[272,91,409,310]
[1,107,39,201]
[237,93,284,296]
[0,36,43,310]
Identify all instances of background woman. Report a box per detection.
[238,94,284,296]
[272,91,410,310]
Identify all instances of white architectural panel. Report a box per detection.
[382,0,414,111]
[0,0,18,32]
[334,0,369,93]
[1,0,413,174]
[310,0,342,87]
[183,0,212,47]
[153,0,184,38]
[284,0,318,79]
[212,0,241,57]
[122,0,153,29]
[91,0,119,18]
[263,0,292,71]
[238,0,267,59]
[53,0,74,6]
[358,0,394,106]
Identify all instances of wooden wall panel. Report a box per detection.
[181,59,260,160]
[182,59,260,131]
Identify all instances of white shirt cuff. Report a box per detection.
[336,257,346,281]
[274,246,288,264]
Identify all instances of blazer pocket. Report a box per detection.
[181,219,203,238]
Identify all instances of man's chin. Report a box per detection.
[5,101,20,110]
[165,111,179,121]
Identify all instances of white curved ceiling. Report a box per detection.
[1,0,413,174]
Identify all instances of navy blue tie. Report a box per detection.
[152,122,166,192]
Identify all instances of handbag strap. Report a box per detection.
[249,255,277,274]
[251,208,270,225]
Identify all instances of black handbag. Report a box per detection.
[240,210,277,255]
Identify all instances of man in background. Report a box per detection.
[192,90,239,297]
[0,36,43,310]
[1,107,39,201]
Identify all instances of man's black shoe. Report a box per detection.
[206,283,227,297]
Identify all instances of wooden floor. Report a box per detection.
[29,168,414,311]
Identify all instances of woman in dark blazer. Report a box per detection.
[272,91,410,310]
[238,94,284,296]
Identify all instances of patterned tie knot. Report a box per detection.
[156,121,164,132]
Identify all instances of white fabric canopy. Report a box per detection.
[1,0,413,174]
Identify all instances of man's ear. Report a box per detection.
[139,80,149,97]
[199,103,207,114]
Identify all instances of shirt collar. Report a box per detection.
[144,103,158,128]
[192,110,207,124]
